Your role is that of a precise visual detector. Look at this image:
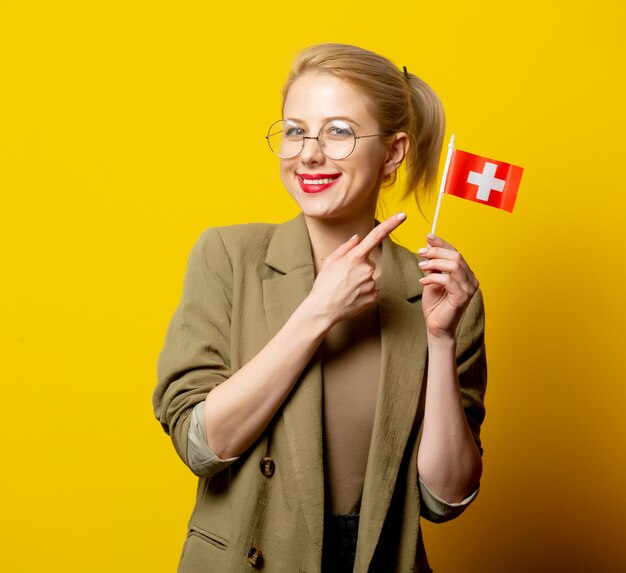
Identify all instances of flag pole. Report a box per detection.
[430,133,455,236]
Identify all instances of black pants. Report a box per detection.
[322,514,360,573]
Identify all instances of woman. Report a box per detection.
[153,43,487,572]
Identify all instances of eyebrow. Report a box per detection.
[284,116,362,128]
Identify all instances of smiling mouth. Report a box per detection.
[297,173,342,194]
[301,176,339,185]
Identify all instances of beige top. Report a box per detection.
[321,303,381,515]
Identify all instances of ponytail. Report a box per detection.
[404,73,446,200]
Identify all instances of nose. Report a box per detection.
[299,136,325,165]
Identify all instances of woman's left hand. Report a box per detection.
[418,234,479,341]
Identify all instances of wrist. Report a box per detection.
[297,296,334,338]
[427,333,457,353]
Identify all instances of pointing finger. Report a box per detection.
[352,213,407,258]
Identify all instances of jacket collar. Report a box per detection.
[264,213,315,274]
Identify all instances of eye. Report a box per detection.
[325,121,355,139]
[284,125,305,138]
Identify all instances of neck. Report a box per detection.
[304,211,379,273]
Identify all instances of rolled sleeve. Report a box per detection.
[419,478,479,523]
[153,228,233,469]
[187,401,240,478]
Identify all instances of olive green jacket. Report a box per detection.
[153,214,487,572]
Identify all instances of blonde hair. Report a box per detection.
[282,43,445,205]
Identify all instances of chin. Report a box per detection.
[301,202,363,224]
[299,204,341,220]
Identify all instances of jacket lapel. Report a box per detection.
[356,238,428,571]
[262,214,325,550]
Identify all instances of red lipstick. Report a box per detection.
[297,173,341,194]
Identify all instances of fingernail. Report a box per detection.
[350,234,359,240]
[396,212,407,221]
[418,260,427,267]
[426,233,436,240]
[418,247,428,255]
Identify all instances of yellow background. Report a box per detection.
[1,1,625,571]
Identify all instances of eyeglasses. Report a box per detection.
[265,119,388,160]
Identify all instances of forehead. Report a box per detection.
[283,72,376,127]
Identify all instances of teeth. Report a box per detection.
[302,177,338,185]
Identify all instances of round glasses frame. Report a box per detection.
[265,119,390,160]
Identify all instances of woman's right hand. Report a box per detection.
[306,213,407,326]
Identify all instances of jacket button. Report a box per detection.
[260,456,275,477]
[247,546,264,568]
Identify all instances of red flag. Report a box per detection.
[444,149,523,213]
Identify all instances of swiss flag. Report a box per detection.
[444,149,523,213]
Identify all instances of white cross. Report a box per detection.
[467,162,505,202]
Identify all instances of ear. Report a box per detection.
[382,132,410,176]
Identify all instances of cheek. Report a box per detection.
[354,154,386,183]
[279,161,298,197]
[279,158,296,176]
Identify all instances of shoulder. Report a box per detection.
[178,222,284,307]
[191,222,280,266]
[196,222,279,249]
[191,215,310,275]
